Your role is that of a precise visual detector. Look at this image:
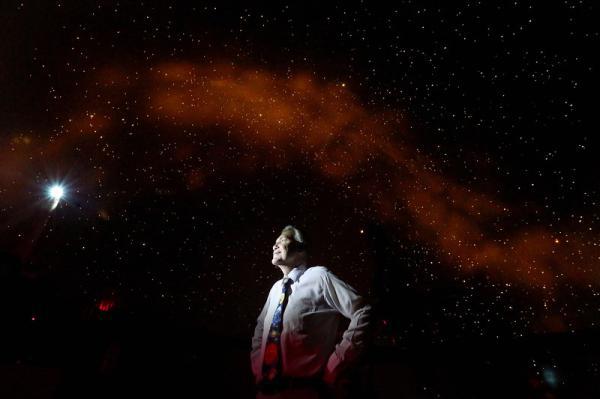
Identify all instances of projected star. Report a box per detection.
[48,184,65,211]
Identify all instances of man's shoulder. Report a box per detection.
[304,265,331,278]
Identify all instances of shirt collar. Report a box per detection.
[287,264,307,283]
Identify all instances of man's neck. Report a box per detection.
[279,265,293,277]
[278,262,305,277]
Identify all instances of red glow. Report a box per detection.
[98,299,116,312]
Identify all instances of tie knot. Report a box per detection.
[282,277,293,288]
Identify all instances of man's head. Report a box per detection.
[272,225,308,268]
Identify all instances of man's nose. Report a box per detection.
[273,244,278,250]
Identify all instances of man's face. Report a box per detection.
[272,234,293,266]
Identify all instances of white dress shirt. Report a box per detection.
[251,265,371,383]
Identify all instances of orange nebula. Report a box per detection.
[141,61,600,294]
[1,59,598,307]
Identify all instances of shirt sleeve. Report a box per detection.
[250,287,272,381]
[321,270,372,382]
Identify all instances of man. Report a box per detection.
[251,225,372,398]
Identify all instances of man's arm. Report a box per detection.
[321,270,372,384]
[250,291,271,381]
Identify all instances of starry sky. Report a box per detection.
[0,1,599,343]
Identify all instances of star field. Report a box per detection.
[0,1,599,346]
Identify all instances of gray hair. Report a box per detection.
[280,225,307,254]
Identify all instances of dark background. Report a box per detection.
[0,1,599,397]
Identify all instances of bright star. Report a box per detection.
[48,184,65,210]
[49,185,64,200]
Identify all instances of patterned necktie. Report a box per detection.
[262,277,293,382]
